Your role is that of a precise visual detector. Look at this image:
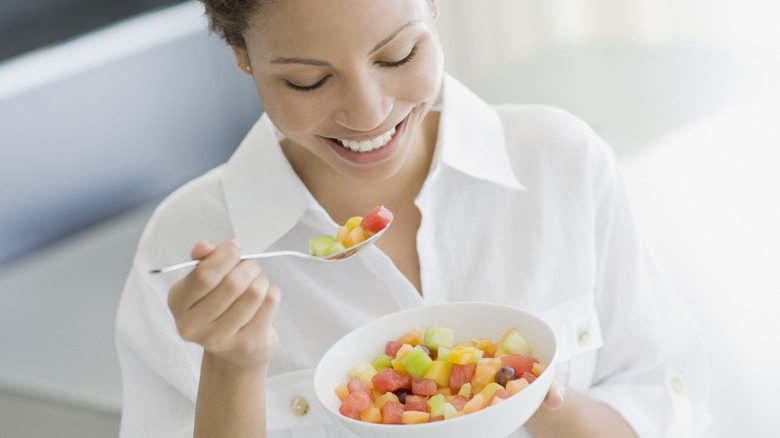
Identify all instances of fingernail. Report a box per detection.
[228,238,241,250]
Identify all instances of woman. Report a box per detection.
[116,0,705,436]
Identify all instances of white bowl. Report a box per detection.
[314,302,558,438]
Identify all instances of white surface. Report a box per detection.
[621,84,780,437]
[314,302,557,438]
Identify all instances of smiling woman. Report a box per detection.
[115,1,708,437]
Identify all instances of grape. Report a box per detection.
[393,387,412,403]
[495,365,519,387]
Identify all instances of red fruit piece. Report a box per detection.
[360,205,394,234]
[339,391,372,420]
[521,371,537,384]
[382,400,404,424]
[347,375,371,396]
[500,354,537,377]
[385,340,403,357]
[411,378,438,396]
[372,369,412,393]
[449,363,476,392]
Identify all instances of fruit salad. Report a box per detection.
[335,326,548,424]
[309,205,393,257]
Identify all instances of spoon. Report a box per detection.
[150,225,389,274]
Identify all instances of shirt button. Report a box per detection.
[577,328,590,346]
[290,395,309,417]
[669,377,685,393]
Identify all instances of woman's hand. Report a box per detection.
[168,239,281,370]
[524,376,637,438]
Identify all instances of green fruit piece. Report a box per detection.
[371,353,394,370]
[399,345,433,378]
[501,328,533,356]
[308,235,345,257]
[424,326,455,351]
[429,394,445,418]
[443,402,458,419]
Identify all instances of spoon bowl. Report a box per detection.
[150,224,389,274]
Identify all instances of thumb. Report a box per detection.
[191,240,217,260]
[543,379,565,410]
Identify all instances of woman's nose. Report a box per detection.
[333,78,392,131]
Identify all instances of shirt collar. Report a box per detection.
[434,73,525,191]
[222,114,312,253]
[222,74,525,253]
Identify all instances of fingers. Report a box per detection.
[190,239,217,260]
[170,239,243,312]
[542,378,565,410]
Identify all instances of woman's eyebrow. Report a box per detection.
[269,19,422,66]
[370,20,421,55]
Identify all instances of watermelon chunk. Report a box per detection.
[360,205,393,234]
[372,369,412,393]
[500,354,537,377]
[339,391,372,419]
[448,363,476,392]
[411,378,438,396]
[381,400,404,424]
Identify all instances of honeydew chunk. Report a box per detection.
[458,382,472,398]
[501,328,533,356]
[428,393,445,418]
[399,345,433,378]
[308,235,346,257]
[423,326,455,350]
[371,353,394,370]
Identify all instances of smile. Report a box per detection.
[337,126,397,153]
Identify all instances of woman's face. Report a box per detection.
[236,0,443,183]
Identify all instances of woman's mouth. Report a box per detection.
[336,126,397,153]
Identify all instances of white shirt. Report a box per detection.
[116,74,706,437]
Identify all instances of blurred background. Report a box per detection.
[1,0,778,436]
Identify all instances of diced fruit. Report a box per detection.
[402,410,430,424]
[381,400,404,424]
[360,205,394,234]
[423,360,452,387]
[501,354,537,377]
[348,362,377,388]
[385,340,403,357]
[397,328,423,346]
[400,346,433,378]
[372,369,412,393]
[424,326,455,351]
[335,325,549,425]
[308,235,346,257]
[335,383,350,401]
[360,406,382,423]
[345,216,363,231]
[449,363,476,391]
[411,378,438,396]
[340,391,372,419]
[343,226,367,247]
[371,353,394,370]
[501,328,533,356]
[506,377,530,395]
[428,393,445,418]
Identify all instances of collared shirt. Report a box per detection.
[116,74,706,437]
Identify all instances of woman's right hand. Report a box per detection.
[168,239,281,370]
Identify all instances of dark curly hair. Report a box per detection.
[197,0,268,48]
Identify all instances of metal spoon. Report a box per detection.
[149,225,389,274]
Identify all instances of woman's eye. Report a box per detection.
[285,75,330,92]
[378,46,418,68]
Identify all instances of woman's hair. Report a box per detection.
[197,0,265,48]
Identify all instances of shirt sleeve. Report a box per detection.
[115,266,201,438]
[584,132,710,437]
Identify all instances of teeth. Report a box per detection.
[339,127,396,153]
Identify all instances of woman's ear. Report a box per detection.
[429,0,439,20]
[231,45,253,75]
